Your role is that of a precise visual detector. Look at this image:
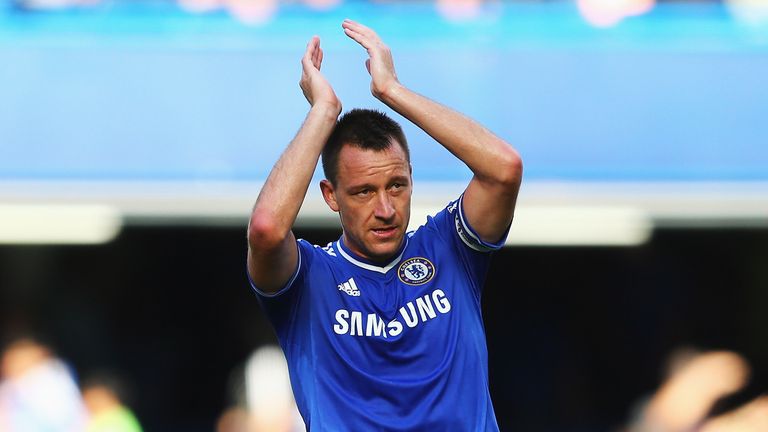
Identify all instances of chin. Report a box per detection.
[369,238,404,260]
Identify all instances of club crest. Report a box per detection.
[398,257,435,285]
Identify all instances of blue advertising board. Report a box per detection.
[0,2,766,184]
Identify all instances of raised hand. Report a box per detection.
[342,19,400,100]
[300,36,341,114]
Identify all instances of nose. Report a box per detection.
[373,192,395,221]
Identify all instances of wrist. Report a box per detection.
[374,81,405,105]
[310,100,342,120]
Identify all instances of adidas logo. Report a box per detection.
[338,278,361,297]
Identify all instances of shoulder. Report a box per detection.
[296,239,354,274]
[298,239,340,261]
[411,196,506,253]
[252,239,339,299]
[408,198,460,240]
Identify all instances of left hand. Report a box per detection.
[299,36,341,114]
[342,19,400,100]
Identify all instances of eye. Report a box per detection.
[355,189,371,196]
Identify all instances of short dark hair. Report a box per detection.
[322,108,410,185]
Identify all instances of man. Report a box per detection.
[247,19,522,431]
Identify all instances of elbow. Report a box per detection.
[247,211,288,251]
[493,145,523,188]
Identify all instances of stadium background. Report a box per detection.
[1,0,767,430]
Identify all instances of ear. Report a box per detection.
[320,179,340,212]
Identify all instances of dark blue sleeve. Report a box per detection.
[453,194,509,253]
[247,239,314,338]
[427,194,509,296]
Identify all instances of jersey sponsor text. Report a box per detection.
[333,289,452,338]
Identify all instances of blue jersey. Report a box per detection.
[250,196,505,431]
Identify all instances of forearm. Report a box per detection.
[249,104,339,245]
[379,83,521,244]
[378,84,521,185]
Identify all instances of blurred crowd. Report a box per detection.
[622,347,768,432]
[4,0,768,28]
[0,337,304,432]
[2,334,765,432]
[0,336,142,432]
[216,345,304,432]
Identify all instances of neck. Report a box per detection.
[340,234,404,265]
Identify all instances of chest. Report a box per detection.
[308,254,472,342]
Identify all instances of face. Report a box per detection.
[321,142,412,263]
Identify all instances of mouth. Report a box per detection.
[371,226,399,239]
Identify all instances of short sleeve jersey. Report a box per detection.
[250,196,505,431]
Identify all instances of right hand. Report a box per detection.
[342,19,400,101]
[299,36,341,114]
